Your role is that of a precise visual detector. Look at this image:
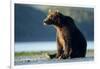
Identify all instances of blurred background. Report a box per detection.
[15,4,94,52]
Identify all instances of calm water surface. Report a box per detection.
[15,41,94,52]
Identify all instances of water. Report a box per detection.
[15,41,94,52]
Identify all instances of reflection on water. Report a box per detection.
[15,41,94,52]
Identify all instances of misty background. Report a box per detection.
[14,4,94,52]
[15,4,94,42]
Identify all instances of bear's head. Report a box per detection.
[43,9,61,26]
[43,9,75,28]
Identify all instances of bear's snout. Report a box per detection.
[43,19,48,25]
[43,18,53,25]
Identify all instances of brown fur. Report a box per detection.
[43,10,87,59]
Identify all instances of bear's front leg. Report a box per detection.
[62,40,72,59]
[63,47,72,59]
[56,38,63,59]
[63,44,69,59]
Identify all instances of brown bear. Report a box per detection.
[43,9,87,59]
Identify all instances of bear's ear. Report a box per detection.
[48,9,52,13]
[48,9,59,14]
[55,10,59,13]
[55,10,59,15]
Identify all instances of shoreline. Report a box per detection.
[14,49,94,65]
[15,49,94,57]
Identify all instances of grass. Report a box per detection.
[15,51,52,57]
[15,49,94,57]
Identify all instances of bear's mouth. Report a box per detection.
[43,20,50,25]
[43,21,52,25]
[43,18,56,26]
[43,22,48,25]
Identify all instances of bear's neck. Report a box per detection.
[60,14,76,30]
[54,13,77,31]
[54,13,65,28]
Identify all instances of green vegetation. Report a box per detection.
[15,50,93,57]
[15,51,55,57]
[15,51,40,56]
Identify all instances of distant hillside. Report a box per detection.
[15,4,94,42]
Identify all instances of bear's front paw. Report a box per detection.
[56,54,64,60]
[62,54,69,59]
[56,53,62,59]
[62,52,69,59]
[58,55,62,60]
[56,54,59,58]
